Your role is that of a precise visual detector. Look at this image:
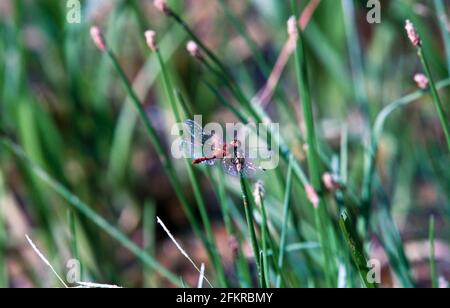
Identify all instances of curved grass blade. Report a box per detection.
[339,210,376,288]
[275,155,294,288]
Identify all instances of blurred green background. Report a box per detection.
[0,0,449,288]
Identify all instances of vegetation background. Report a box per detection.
[0,0,449,288]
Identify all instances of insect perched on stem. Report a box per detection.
[181,120,267,178]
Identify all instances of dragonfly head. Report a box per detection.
[234,157,245,172]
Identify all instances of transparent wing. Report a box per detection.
[184,119,213,145]
[239,158,261,178]
[200,158,218,166]
[221,158,239,177]
[181,119,217,160]
[221,156,262,178]
[181,120,205,158]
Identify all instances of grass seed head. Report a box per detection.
[414,73,429,89]
[322,172,341,191]
[305,184,319,208]
[154,0,171,15]
[253,180,265,205]
[90,26,106,51]
[145,30,158,52]
[186,40,201,59]
[405,19,422,47]
[287,16,298,39]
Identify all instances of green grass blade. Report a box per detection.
[434,0,450,74]
[275,156,294,288]
[339,210,376,288]
[239,175,261,287]
[341,0,370,120]
[258,189,273,288]
[417,47,450,152]
[291,0,335,287]
[143,200,157,287]
[429,215,438,288]
[67,210,82,281]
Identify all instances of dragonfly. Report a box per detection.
[181,119,267,178]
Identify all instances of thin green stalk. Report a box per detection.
[341,0,370,120]
[143,200,156,287]
[335,125,348,211]
[434,0,450,74]
[376,207,414,287]
[214,170,252,288]
[154,50,228,286]
[258,192,270,288]
[155,51,181,120]
[339,210,376,288]
[213,169,233,236]
[340,125,348,185]
[67,210,82,281]
[417,47,450,152]
[275,156,294,288]
[239,175,262,287]
[429,215,438,288]
[0,139,181,287]
[291,0,334,287]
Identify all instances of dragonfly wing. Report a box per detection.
[184,119,201,138]
[182,120,204,158]
[240,159,260,178]
[183,119,217,159]
[197,158,217,166]
[221,157,262,178]
[184,119,214,145]
[222,159,239,177]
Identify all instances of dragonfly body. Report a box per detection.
[182,120,265,178]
